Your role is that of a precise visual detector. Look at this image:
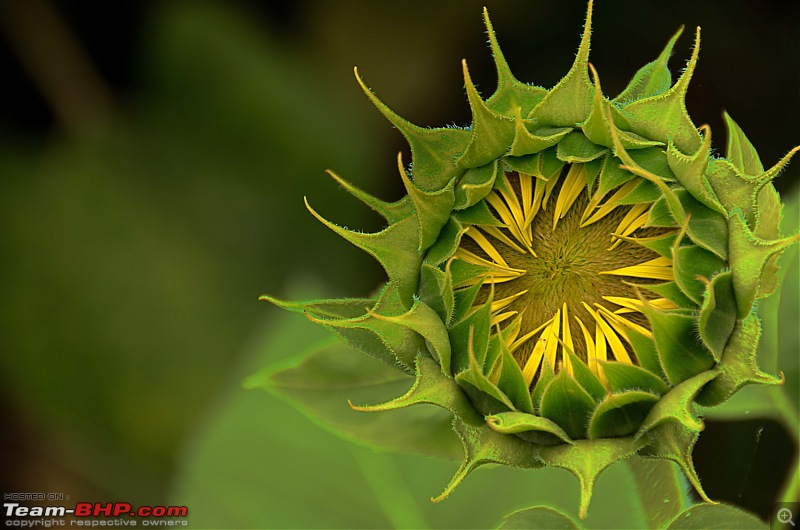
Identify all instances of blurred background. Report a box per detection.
[0,0,797,527]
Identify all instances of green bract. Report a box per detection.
[261,0,798,518]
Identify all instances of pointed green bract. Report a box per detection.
[483,7,548,117]
[495,337,536,414]
[641,303,715,386]
[696,313,782,407]
[539,436,646,518]
[728,211,800,319]
[369,299,451,375]
[458,61,517,169]
[454,160,501,210]
[638,422,712,504]
[528,0,594,127]
[304,198,422,308]
[396,153,456,251]
[355,68,468,191]
[697,271,737,361]
[540,371,596,440]
[326,169,414,224]
[433,418,542,503]
[487,412,573,444]
[600,361,669,396]
[672,245,725,304]
[723,112,764,177]
[615,27,683,105]
[637,370,718,437]
[622,27,703,154]
[589,391,659,439]
[666,128,726,216]
[509,120,572,157]
[350,354,483,426]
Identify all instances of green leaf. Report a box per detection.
[666,130,726,216]
[495,338,535,414]
[498,506,582,530]
[449,293,493,374]
[567,351,607,402]
[627,328,668,380]
[261,291,418,371]
[666,503,767,529]
[418,263,454,324]
[699,385,791,425]
[638,369,718,437]
[637,422,711,504]
[646,196,679,227]
[253,340,461,458]
[638,281,695,309]
[455,332,516,414]
[597,154,635,197]
[581,64,662,151]
[531,359,556,413]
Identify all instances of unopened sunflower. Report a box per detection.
[262,0,798,517]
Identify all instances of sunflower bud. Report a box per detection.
[262,0,798,518]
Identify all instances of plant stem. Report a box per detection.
[626,456,686,529]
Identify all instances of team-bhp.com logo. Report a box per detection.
[5,502,188,527]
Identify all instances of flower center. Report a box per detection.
[455,163,676,385]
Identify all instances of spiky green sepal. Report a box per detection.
[261,0,797,518]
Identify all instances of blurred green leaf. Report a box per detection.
[498,506,581,529]
[173,304,650,529]
[666,503,766,529]
[247,339,461,459]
